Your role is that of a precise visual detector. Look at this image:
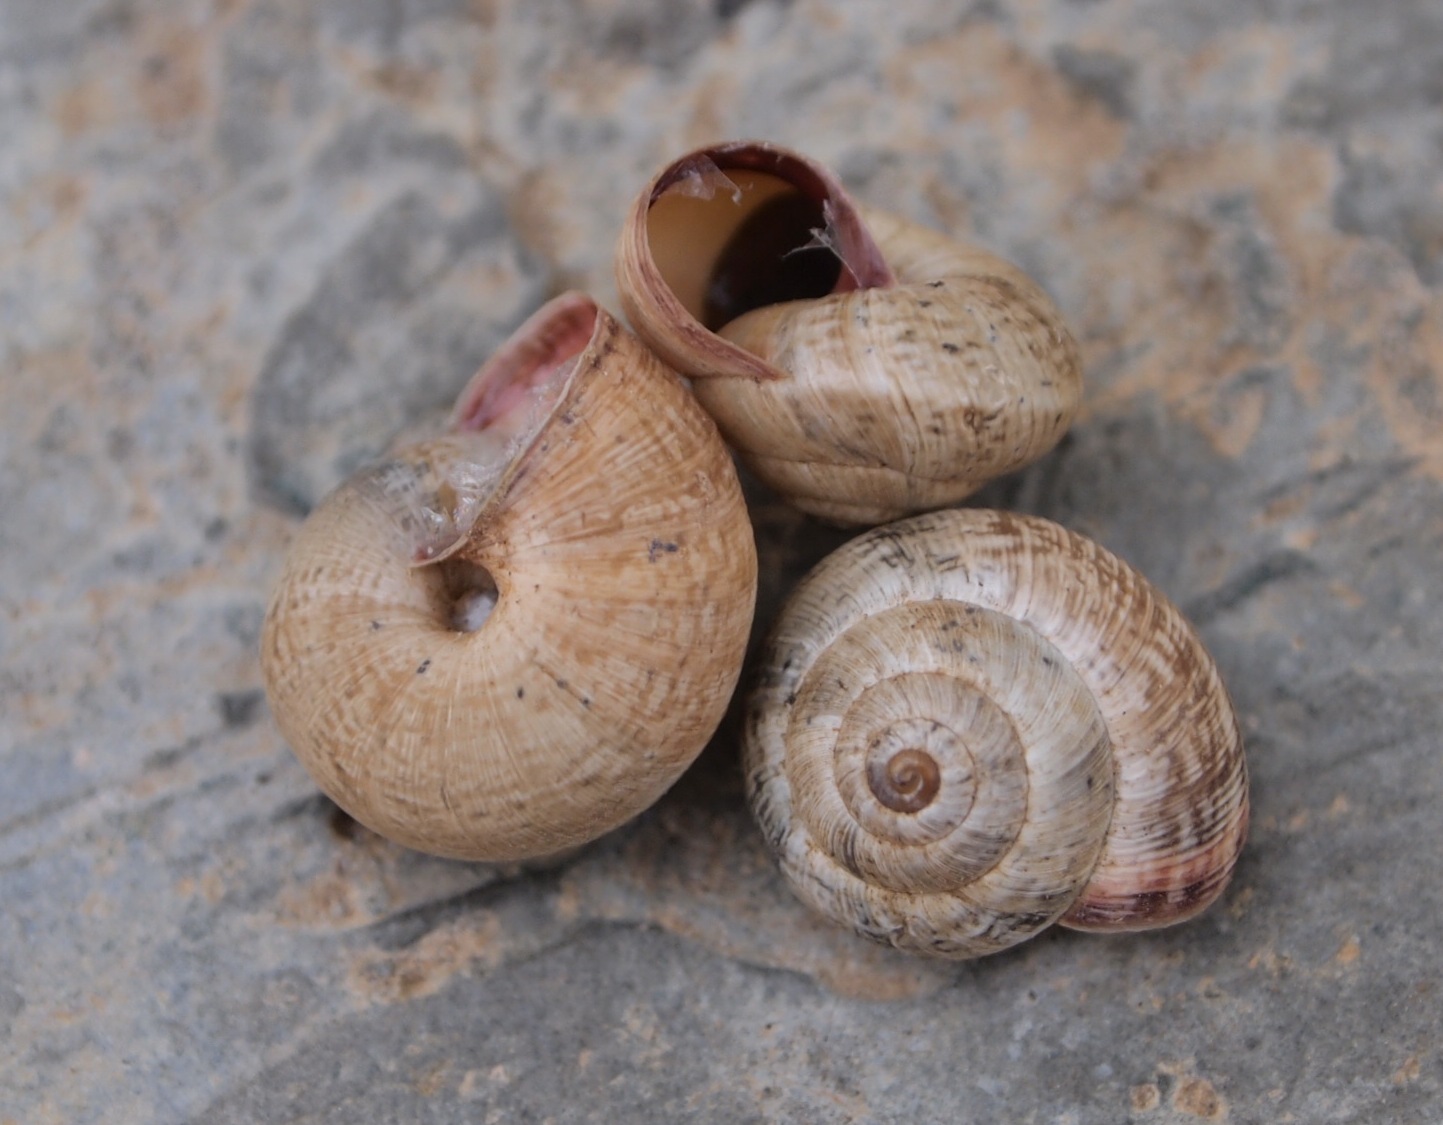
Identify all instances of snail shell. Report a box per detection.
[616,140,1083,526]
[261,293,757,862]
[745,509,1248,959]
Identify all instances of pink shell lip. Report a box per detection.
[393,292,603,569]
[449,291,599,435]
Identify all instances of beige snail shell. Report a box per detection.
[745,508,1248,959]
[261,293,758,862]
[616,140,1084,526]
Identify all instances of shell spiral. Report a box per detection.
[744,509,1248,959]
[261,294,757,862]
[616,140,1084,526]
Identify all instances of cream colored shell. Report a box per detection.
[616,140,1083,526]
[261,294,758,862]
[745,509,1248,959]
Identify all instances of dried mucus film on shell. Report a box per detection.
[353,358,578,566]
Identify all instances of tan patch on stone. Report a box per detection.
[1080,139,1338,420]
[54,77,117,137]
[1327,581,1365,610]
[9,344,99,415]
[1247,948,1292,976]
[1392,1055,1421,1085]
[1195,975,1224,1001]
[682,75,735,149]
[551,55,650,117]
[1130,1082,1161,1112]
[1065,130,1442,481]
[200,870,226,905]
[411,1060,449,1097]
[1184,25,1319,107]
[1204,380,1268,460]
[795,1,847,34]
[551,877,582,922]
[1334,935,1361,966]
[1368,301,1443,480]
[1173,1074,1227,1119]
[555,802,955,1001]
[1287,527,1321,553]
[274,866,370,929]
[506,168,580,275]
[348,912,505,1003]
[135,23,210,127]
[1264,487,1310,527]
[370,61,442,106]
[885,24,1128,206]
[13,174,91,250]
[466,0,498,24]
[649,900,950,1002]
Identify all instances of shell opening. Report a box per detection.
[646,148,892,331]
[437,558,499,633]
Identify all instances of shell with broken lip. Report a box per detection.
[261,293,758,862]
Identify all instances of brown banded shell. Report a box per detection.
[745,508,1248,959]
[616,140,1084,526]
[261,293,758,862]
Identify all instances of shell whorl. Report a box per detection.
[616,140,1084,526]
[744,509,1249,959]
[261,295,758,862]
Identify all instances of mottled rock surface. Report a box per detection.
[3,1,1441,1122]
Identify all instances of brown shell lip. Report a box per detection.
[624,139,896,383]
[646,139,894,295]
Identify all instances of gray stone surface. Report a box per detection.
[2,1,1441,1121]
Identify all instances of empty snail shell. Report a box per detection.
[616,140,1084,526]
[745,508,1248,959]
[261,293,757,862]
